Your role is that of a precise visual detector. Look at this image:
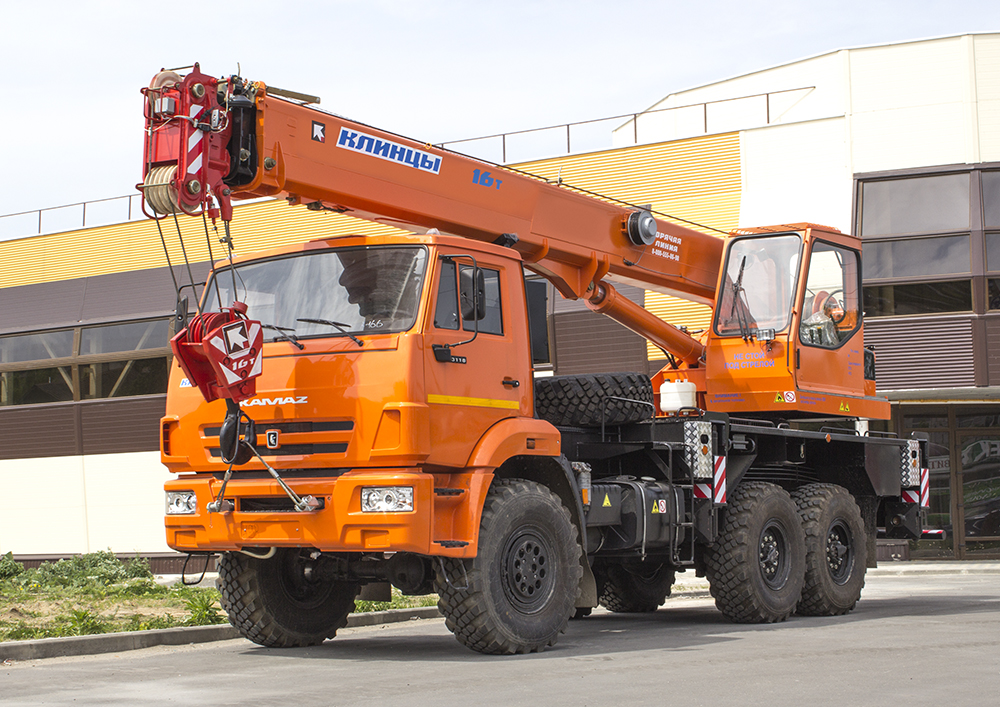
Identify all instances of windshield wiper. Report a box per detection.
[729,256,755,341]
[261,324,304,350]
[297,318,364,347]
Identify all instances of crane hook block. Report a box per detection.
[169,305,264,404]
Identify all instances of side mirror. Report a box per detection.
[175,296,189,328]
[460,267,486,321]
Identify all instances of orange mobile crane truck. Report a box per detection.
[141,65,928,655]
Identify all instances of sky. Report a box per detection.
[1,0,999,235]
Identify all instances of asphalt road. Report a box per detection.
[2,574,998,707]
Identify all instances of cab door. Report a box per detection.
[795,240,867,399]
[423,253,531,467]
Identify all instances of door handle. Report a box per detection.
[502,378,520,388]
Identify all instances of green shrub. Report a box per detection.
[0,552,24,580]
[26,551,153,589]
[183,591,225,626]
[66,609,109,636]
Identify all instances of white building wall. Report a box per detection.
[613,51,848,147]
[975,34,1000,162]
[848,36,977,173]
[0,452,171,555]
[619,34,1000,231]
[739,117,853,232]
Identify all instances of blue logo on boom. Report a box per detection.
[337,128,442,175]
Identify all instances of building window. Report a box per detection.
[864,235,970,279]
[0,318,171,407]
[860,173,970,236]
[857,168,983,320]
[864,280,973,317]
[983,171,1000,229]
[986,231,1000,310]
[0,330,75,364]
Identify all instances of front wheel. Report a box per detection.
[217,549,359,647]
[792,484,867,616]
[705,482,805,623]
[435,479,583,654]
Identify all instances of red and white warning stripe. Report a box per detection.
[713,455,726,505]
[920,467,929,508]
[187,104,204,177]
[694,483,711,499]
[901,489,919,505]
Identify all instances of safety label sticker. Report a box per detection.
[312,121,325,142]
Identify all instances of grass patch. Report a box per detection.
[354,591,438,613]
[0,551,224,642]
[0,551,437,642]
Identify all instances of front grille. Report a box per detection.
[204,420,353,436]
[209,443,348,458]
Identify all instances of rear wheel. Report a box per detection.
[435,479,583,654]
[218,549,359,647]
[792,484,867,616]
[705,482,805,623]
[598,562,675,613]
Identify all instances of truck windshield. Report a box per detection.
[203,246,428,341]
[715,234,801,337]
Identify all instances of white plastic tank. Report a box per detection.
[659,380,697,413]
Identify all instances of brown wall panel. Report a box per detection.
[0,405,79,460]
[0,396,165,460]
[0,264,210,335]
[80,396,166,455]
[986,317,1000,386]
[864,315,975,390]
[552,311,650,376]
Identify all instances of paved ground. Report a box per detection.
[1,569,998,706]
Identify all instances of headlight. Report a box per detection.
[361,486,414,513]
[166,490,198,515]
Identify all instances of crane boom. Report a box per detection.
[142,65,722,363]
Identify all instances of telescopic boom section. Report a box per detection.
[140,65,723,364]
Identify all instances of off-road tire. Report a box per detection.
[217,549,359,647]
[705,482,805,623]
[598,562,675,613]
[792,484,867,616]
[534,373,653,427]
[435,479,583,654]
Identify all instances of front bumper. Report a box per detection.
[165,469,483,558]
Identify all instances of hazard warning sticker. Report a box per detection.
[783,391,796,403]
[312,121,326,143]
[602,494,612,508]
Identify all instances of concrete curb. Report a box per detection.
[0,624,242,662]
[0,606,443,662]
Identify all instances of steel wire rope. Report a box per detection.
[170,210,202,314]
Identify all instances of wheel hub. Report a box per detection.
[502,530,553,614]
[758,521,789,590]
[825,520,853,584]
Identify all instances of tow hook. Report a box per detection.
[208,401,322,514]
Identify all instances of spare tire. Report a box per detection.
[534,372,653,427]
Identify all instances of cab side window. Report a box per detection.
[461,266,503,336]
[433,260,460,330]
[800,242,861,349]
